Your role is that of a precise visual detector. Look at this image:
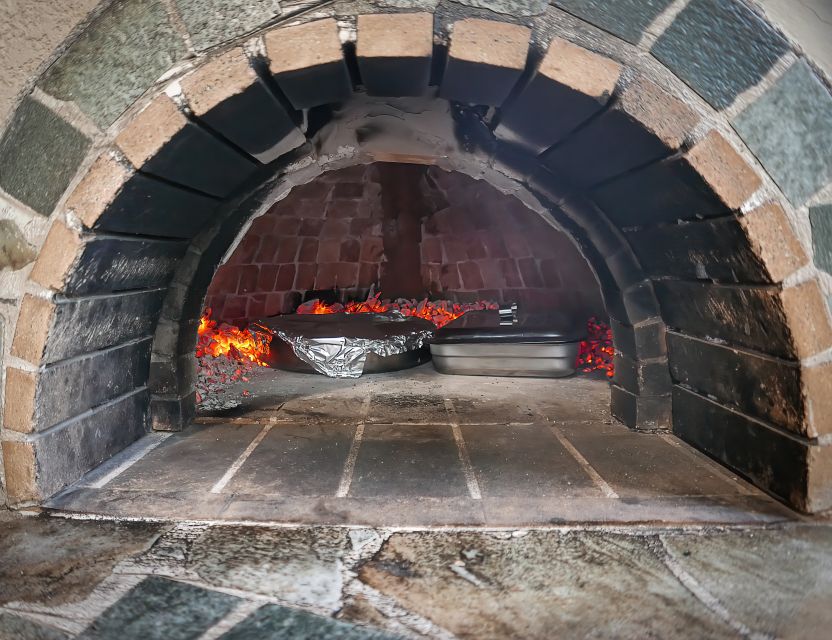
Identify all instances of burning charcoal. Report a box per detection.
[294,291,499,329]
[576,317,615,377]
[196,308,272,408]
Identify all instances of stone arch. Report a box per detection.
[1,5,831,513]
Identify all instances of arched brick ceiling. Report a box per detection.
[1,2,831,514]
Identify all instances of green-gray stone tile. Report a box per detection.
[652,0,789,109]
[733,61,832,204]
[220,604,400,640]
[0,97,90,215]
[552,0,673,44]
[0,612,69,640]
[174,0,281,52]
[810,204,832,274]
[78,576,239,640]
[39,0,186,128]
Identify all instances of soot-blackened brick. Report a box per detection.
[182,48,304,164]
[196,82,302,163]
[42,289,165,365]
[667,331,806,435]
[63,236,186,295]
[626,214,783,283]
[653,280,794,359]
[496,38,622,153]
[151,392,196,432]
[140,125,255,197]
[542,77,698,188]
[610,317,666,360]
[67,155,219,240]
[592,155,727,226]
[611,384,671,430]
[4,339,152,434]
[613,353,671,396]
[671,385,823,512]
[116,95,256,198]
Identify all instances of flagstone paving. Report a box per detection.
[2,511,832,639]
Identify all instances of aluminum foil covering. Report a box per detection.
[275,314,434,378]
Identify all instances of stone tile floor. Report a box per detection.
[5,367,832,638]
[1,512,831,639]
[46,366,792,526]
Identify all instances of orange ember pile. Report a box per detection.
[197,309,272,366]
[577,317,615,377]
[295,293,499,329]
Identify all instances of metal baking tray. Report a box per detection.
[430,310,584,378]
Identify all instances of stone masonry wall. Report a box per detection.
[205,164,604,325]
[2,0,832,510]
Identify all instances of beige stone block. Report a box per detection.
[781,280,832,360]
[448,18,530,69]
[2,368,37,434]
[357,13,433,59]
[687,131,762,210]
[181,48,257,116]
[265,18,344,73]
[29,221,83,291]
[1,441,39,505]
[65,153,131,228]
[10,295,54,365]
[740,202,809,282]
[617,76,699,149]
[538,37,622,100]
[115,95,187,168]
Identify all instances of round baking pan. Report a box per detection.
[267,339,432,374]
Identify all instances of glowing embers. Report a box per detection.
[295,292,499,328]
[197,309,272,365]
[196,309,272,406]
[576,317,615,378]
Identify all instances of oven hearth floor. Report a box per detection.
[46,365,795,525]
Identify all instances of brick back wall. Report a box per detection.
[205,164,604,325]
[420,167,603,314]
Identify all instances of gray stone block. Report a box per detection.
[34,390,149,499]
[552,0,673,44]
[448,0,548,16]
[33,339,153,432]
[39,0,186,128]
[220,604,400,639]
[43,288,166,364]
[174,0,281,51]
[0,612,69,640]
[734,61,832,205]
[0,98,90,215]
[79,576,239,640]
[652,0,788,109]
[810,204,832,274]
